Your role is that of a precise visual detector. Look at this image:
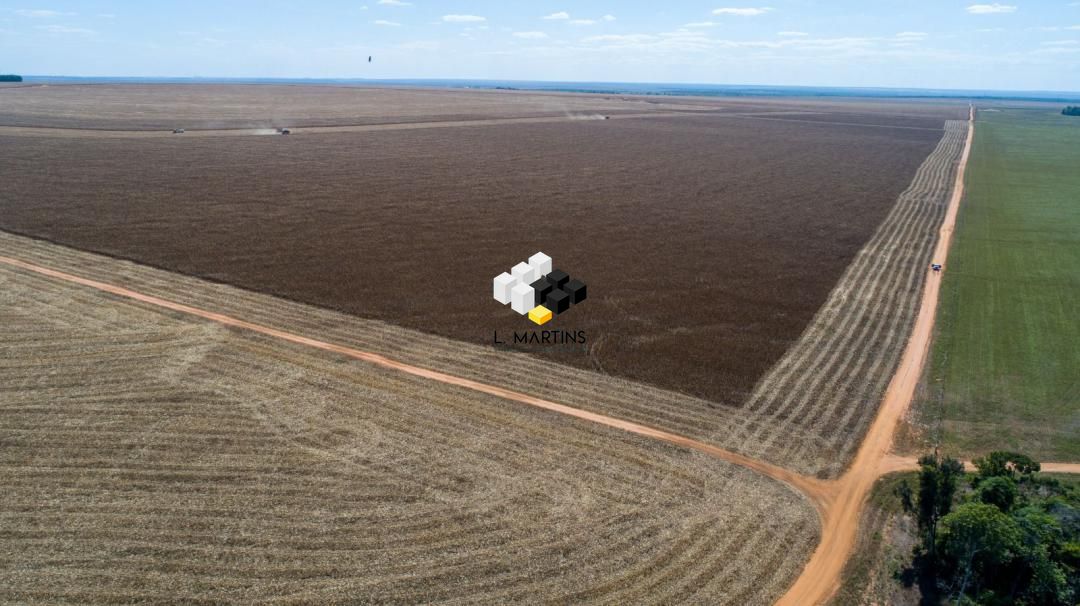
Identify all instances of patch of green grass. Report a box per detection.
[919,107,1080,462]
[833,473,920,606]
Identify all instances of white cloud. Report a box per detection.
[542,11,570,20]
[576,31,932,57]
[377,0,411,4]
[15,9,74,18]
[966,4,1017,14]
[1042,39,1078,46]
[686,21,718,28]
[779,36,876,51]
[571,19,597,26]
[778,31,808,37]
[1068,25,1080,30]
[895,31,928,39]
[373,19,400,26]
[398,39,439,50]
[36,24,94,34]
[602,14,616,22]
[1031,44,1080,54]
[513,31,548,39]
[442,14,485,23]
[583,34,657,44]
[504,30,999,65]
[977,27,1005,32]
[712,7,773,16]
[495,31,1028,70]
[195,37,225,48]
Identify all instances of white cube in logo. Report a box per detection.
[493,272,517,305]
[510,282,535,315]
[511,262,537,286]
[528,252,552,278]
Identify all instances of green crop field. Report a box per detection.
[916,106,1080,462]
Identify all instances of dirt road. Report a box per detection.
[774,104,975,606]
[0,110,937,139]
[879,454,1080,475]
[0,112,699,138]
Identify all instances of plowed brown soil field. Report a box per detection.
[0,83,966,130]
[0,85,965,406]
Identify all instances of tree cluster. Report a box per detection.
[0,75,23,82]
[897,452,1078,605]
[1063,106,1080,117]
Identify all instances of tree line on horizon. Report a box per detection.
[0,75,23,82]
[1063,106,1080,116]
[894,451,1078,605]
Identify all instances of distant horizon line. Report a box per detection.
[18,75,1080,101]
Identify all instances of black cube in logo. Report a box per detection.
[546,289,570,315]
[563,279,587,304]
[546,269,570,289]
[530,278,553,307]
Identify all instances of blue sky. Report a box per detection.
[2,1,1079,91]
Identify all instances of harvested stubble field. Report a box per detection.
[0,86,965,412]
[0,244,820,604]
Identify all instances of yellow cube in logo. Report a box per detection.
[528,305,552,326]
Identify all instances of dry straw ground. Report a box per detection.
[0,241,818,604]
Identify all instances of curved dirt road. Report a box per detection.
[0,253,830,511]
[774,104,975,606]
